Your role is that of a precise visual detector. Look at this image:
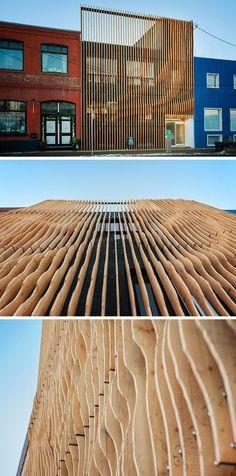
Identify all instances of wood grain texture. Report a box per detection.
[20,319,236,476]
[0,199,235,316]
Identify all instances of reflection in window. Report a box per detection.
[0,39,23,70]
[0,100,26,134]
[41,101,75,115]
[204,108,222,131]
[230,109,236,131]
[41,45,68,74]
[206,73,219,88]
[207,135,222,146]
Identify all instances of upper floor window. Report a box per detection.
[127,60,154,86]
[206,73,219,88]
[0,100,26,135]
[0,39,23,70]
[204,108,222,131]
[234,75,236,89]
[41,44,68,74]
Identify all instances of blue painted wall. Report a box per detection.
[194,57,236,148]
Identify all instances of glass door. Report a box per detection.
[175,122,185,145]
[45,116,57,145]
[59,116,72,145]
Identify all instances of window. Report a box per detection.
[86,57,117,84]
[41,44,68,74]
[0,100,26,134]
[230,109,236,131]
[233,135,236,143]
[233,75,236,89]
[204,108,222,131]
[207,134,222,146]
[127,61,154,86]
[207,73,219,88]
[0,39,23,70]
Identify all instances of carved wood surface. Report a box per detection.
[21,319,236,475]
[0,200,235,316]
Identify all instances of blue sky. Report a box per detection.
[0,320,42,476]
[1,0,236,60]
[0,160,235,209]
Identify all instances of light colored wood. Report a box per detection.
[0,200,235,316]
[20,319,236,475]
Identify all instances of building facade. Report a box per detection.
[0,199,235,317]
[0,21,81,152]
[194,57,236,148]
[81,6,194,151]
[18,319,236,475]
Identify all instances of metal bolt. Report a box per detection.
[192,429,197,437]
[222,390,227,398]
[207,411,211,416]
[178,448,182,456]
[166,465,170,471]
[230,442,236,449]
[214,460,219,466]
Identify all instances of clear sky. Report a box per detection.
[1,0,236,60]
[0,320,42,476]
[0,159,235,209]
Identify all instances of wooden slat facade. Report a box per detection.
[0,199,235,316]
[20,319,236,475]
[81,6,194,151]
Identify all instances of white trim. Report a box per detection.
[204,108,222,131]
[230,108,236,131]
[207,134,222,147]
[206,72,219,88]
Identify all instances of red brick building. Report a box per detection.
[0,21,81,152]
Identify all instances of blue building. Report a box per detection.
[194,57,236,148]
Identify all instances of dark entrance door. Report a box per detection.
[41,102,76,147]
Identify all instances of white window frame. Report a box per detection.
[204,108,222,131]
[233,75,236,89]
[207,134,222,147]
[230,108,236,131]
[206,73,219,88]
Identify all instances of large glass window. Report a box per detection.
[0,100,26,134]
[0,40,23,70]
[41,44,68,74]
[206,73,219,88]
[230,109,236,131]
[204,108,222,131]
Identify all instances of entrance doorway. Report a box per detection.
[41,101,76,147]
[166,120,185,146]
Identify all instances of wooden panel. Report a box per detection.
[0,200,235,316]
[20,319,236,475]
[81,6,194,151]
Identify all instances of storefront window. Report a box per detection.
[41,44,68,74]
[0,40,23,70]
[0,100,26,135]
